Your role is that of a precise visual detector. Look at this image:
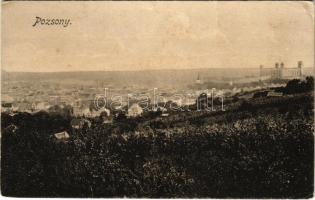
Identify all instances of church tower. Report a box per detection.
[196,73,202,84]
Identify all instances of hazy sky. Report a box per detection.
[2,1,314,72]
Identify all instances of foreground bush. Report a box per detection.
[1,93,314,198]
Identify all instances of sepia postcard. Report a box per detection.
[1,1,314,198]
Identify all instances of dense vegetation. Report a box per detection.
[1,91,314,198]
[281,76,314,94]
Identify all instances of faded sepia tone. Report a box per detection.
[2,1,314,72]
[1,1,314,198]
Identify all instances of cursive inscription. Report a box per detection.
[32,16,71,27]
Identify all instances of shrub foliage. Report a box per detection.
[1,92,314,198]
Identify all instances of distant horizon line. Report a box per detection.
[3,66,314,73]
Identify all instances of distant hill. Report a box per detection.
[2,67,313,88]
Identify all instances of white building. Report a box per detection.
[127,103,143,117]
[54,131,70,140]
[91,107,110,118]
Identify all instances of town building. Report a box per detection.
[54,131,70,140]
[127,103,143,117]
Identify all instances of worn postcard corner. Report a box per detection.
[1,1,314,199]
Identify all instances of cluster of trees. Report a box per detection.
[1,90,314,198]
[280,76,314,94]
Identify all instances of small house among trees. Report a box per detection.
[127,103,143,117]
[54,131,70,140]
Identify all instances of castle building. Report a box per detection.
[259,61,303,80]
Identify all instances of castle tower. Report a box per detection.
[259,65,263,81]
[280,62,284,68]
[274,62,280,79]
[297,61,303,77]
[279,62,284,78]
